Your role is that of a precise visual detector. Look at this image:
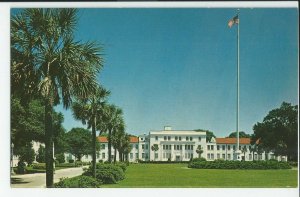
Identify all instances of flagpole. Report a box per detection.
[236,8,240,160]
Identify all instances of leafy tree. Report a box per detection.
[14,142,36,165]
[65,128,93,161]
[55,153,65,163]
[11,8,103,187]
[227,131,251,138]
[36,145,46,163]
[251,102,298,161]
[72,86,110,178]
[151,144,159,161]
[196,145,203,158]
[195,129,216,142]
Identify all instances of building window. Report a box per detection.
[142,153,145,158]
[102,153,105,159]
[207,154,210,159]
[97,153,100,159]
[254,154,257,160]
[191,145,193,150]
[228,145,231,150]
[145,144,148,150]
[168,136,171,141]
[186,136,189,141]
[239,146,241,150]
[217,153,220,159]
[228,154,231,160]
[258,154,262,160]
[145,153,149,159]
[222,145,225,151]
[217,145,220,150]
[191,153,193,159]
[135,144,138,149]
[130,153,133,159]
[233,145,236,151]
[249,154,252,160]
[175,136,178,141]
[198,137,201,141]
[211,145,214,150]
[211,154,214,160]
[135,153,138,159]
[179,136,182,141]
[163,145,165,150]
[222,154,225,159]
[155,153,158,159]
[207,145,210,150]
[155,136,158,141]
[142,144,145,149]
[190,137,193,141]
[164,136,167,140]
[101,144,105,149]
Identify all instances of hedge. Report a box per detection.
[83,163,125,184]
[54,175,102,188]
[188,159,292,170]
[32,163,46,170]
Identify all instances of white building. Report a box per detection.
[12,126,287,166]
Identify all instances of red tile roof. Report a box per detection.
[216,138,251,145]
[97,136,138,143]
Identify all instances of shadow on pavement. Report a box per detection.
[11,177,30,184]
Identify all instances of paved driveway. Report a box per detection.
[11,166,88,188]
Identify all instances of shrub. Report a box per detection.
[17,161,26,174]
[83,163,125,184]
[32,163,46,170]
[55,153,65,163]
[75,161,90,167]
[69,159,74,163]
[115,162,127,172]
[56,163,76,168]
[191,157,207,162]
[54,175,102,188]
[188,160,291,170]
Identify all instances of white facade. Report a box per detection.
[12,127,287,165]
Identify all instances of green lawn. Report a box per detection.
[102,163,298,188]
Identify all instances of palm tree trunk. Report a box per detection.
[91,116,97,178]
[119,151,122,162]
[45,101,54,188]
[108,129,112,163]
[114,148,117,163]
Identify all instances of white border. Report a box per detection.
[1,1,298,197]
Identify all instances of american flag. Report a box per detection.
[228,15,239,28]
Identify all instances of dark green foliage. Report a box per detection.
[83,163,125,184]
[138,160,190,164]
[36,145,45,163]
[252,102,298,161]
[69,159,74,163]
[115,162,128,172]
[54,175,102,188]
[32,163,46,170]
[15,143,36,165]
[188,160,291,170]
[191,157,207,162]
[55,163,76,168]
[17,161,26,174]
[74,161,90,167]
[65,127,94,161]
[55,153,65,163]
[227,131,251,138]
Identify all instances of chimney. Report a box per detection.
[164,126,172,131]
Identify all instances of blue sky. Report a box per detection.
[51,8,298,137]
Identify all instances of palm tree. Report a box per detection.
[11,8,103,187]
[249,145,255,161]
[103,104,123,163]
[72,86,110,178]
[151,144,159,161]
[196,145,203,158]
[109,118,125,163]
[241,146,247,161]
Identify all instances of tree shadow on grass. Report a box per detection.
[11,177,30,184]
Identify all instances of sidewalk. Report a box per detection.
[11,166,89,188]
